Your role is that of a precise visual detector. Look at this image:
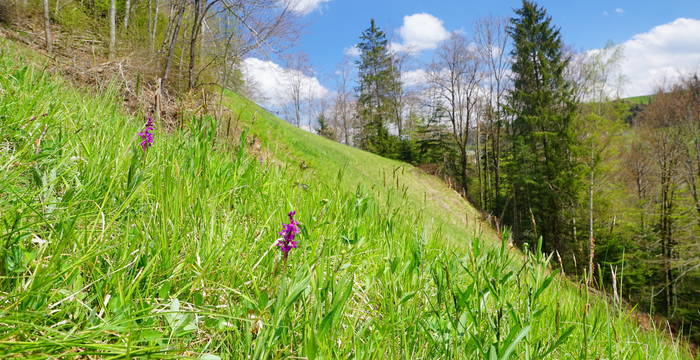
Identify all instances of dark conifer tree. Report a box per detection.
[505,0,580,253]
[355,19,401,157]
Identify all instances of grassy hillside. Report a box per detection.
[0,39,693,359]
[622,95,653,105]
[225,91,494,249]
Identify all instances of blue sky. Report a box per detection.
[243,0,700,108]
[300,0,697,75]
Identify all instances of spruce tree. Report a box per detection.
[355,19,401,157]
[415,115,451,166]
[505,1,580,253]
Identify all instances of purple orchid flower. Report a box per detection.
[277,211,301,260]
[138,117,155,151]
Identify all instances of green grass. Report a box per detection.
[225,91,494,249]
[0,39,693,359]
[622,95,653,105]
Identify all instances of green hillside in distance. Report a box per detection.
[622,95,653,105]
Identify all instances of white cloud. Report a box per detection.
[388,42,404,53]
[241,58,330,108]
[281,0,330,15]
[401,69,428,88]
[389,42,406,53]
[606,18,700,97]
[391,13,450,54]
[603,8,624,16]
[344,45,361,57]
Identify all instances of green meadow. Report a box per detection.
[0,41,692,359]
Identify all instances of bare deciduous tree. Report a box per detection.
[284,53,311,127]
[678,75,700,228]
[332,59,356,145]
[428,33,484,197]
[161,0,185,90]
[219,0,301,58]
[187,0,219,90]
[639,84,685,313]
[474,16,510,213]
[390,51,409,137]
[569,43,624,284]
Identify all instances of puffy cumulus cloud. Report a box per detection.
[241,58,330,108]
[610,18,700,97]
[282,0,330,15]
[344,45,361,57]
[391,13,450,54]
[401,69,428,88]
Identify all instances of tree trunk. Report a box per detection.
[109,0,116,58]
[587,167,595,285]
[188,0,204,90]
[659,153,676,314]
[493,118,501,213]
[460,147,469,197]
[159,1,177,55]
[43,0,52,53]
[295,98,301,127]
[124,0,131,31]
[343,109,350,145]
[148,0,153,48]
[161,1,185,92]
[152,0,159,51]
[476,117,484,209]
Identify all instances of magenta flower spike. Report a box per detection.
[277,211,301,260]
[138,117,155,151]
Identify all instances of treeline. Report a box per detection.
[1,0,301,115]
[318,1,700,342]
[619,78,700,338]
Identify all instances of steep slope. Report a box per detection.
[225,93,696,357]
[225,92,496,249]
[0,38,692,359]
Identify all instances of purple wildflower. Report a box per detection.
[138,117,155,151]
[277,211,301,260]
